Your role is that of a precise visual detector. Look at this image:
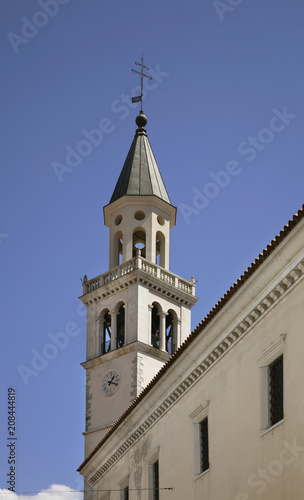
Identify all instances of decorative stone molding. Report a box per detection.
[85,372,92,432]
[144,446,160,464]
[82,274,196,308]
[117,474,129,488]
[189,401,210,423]
[82,256,196,298]
[130,355,144,398]
[99,492,110,500]
[257,333,286,366]
[80,256,198,310]
[257,334,286,432]
[88,257,304,485]
[82,341,170,370]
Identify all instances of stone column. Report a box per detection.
[191,275,196,296]
[82,275,88,294]
[173,318,181,351]
[123,304,128,345]
[109,311,118,351]
[96,318,104,355]
[124,228,133,262]
[158,311,167,352]
[135,247,142,269]
[146,226,153,263]
[148,304,153,346]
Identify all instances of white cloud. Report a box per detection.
[0,485,82,500]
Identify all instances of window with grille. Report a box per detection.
[200,417,209,473]
[190,401,210,477]
[151,461,159,500]
[258,334,285,433]
[269,354,284,426]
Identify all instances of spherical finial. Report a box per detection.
[136,111,147,129]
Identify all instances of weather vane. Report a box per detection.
[131,55,152,111]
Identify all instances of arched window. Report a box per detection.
[133,228,146,258]
[151,303,161,349]
[117,304,125,348]
[166,310,177,354]
[113,231,123,266]
[156,231,165,267]
[101,309,111,355]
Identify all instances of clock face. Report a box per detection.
[102,370,120,396]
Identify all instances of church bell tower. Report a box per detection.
[80,109,198,457]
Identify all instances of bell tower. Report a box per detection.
[80,110,198,457]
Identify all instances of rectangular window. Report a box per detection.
[118,475,129,500]
[200,417,209,473]
[189,401,210,477]
[152,461,159,500]
[121,487,129,500]
[269,354,284,426]
[145,447,160,500]
[258,335,285,433]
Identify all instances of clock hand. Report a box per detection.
[107,375,115,386]
[108,380,118,386]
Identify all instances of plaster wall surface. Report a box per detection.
[105,198,173,270]
[84,346,169,457]
[83,251,304,499]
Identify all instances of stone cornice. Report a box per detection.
[103,195,177,228]
[80,267,198,309]
[82,341,170,369]
[85,256,304,484]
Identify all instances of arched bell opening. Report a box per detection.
[113,231,123,266]
[156,231,165,267]
[133,228,146,258]
[100,309,111,355]
[166,309,177,354]
[116,303,125,348]
[151,302,161,349]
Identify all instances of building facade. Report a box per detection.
[78,111,304,499]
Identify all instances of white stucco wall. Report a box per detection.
[87,278,304,499]
[80,219,304,499]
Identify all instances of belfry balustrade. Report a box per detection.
[82,251,196,297]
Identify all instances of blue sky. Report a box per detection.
[1,0,304,496]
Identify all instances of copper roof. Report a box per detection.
[78,204,304,472]
[110,113,171,205]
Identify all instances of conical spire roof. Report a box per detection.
[110,112,171,204]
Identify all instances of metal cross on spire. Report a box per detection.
[131,55,152,111]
